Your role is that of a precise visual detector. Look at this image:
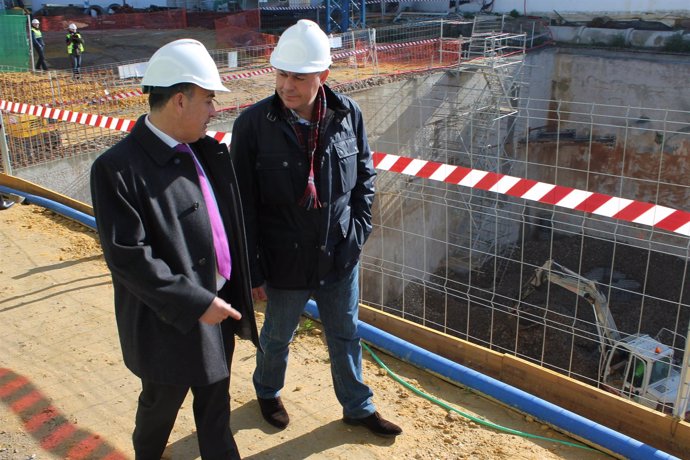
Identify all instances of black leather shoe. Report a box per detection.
[343,411,402,437]
[257,396,289,429]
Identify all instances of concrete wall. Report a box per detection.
[514,47,690,252]
[489,0,689,18]
[550,26,690,49]
[16,150,102,205]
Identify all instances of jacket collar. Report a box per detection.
[130,115,221,166]
[267,84,350,123]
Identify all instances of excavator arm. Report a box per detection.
[516,259,621,352]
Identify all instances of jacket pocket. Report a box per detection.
[334,211,362,276]
[255,155,295,205]
[333,137,358,194]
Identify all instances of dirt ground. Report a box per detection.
[0,204,617,460]
[40,28,220,71]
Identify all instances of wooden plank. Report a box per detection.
[503,356,690,459]
[360,304,690,458]
[0,173,93,216]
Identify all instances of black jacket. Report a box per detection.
[90,115,259,386]
[231,85,376,289]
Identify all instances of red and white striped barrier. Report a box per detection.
[1,100,135,133]
[260,0,452,8]
[375,38,439,52]
[373,153,690,236]
[221,67,275,82]
[99,89,145,102]
[3,98,689,237]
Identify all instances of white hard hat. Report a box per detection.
[31,19,40,25]
[68,23,77,31]
[270,20,332,73]
[141,38,229,93]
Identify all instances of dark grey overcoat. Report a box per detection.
[90,115,259,386]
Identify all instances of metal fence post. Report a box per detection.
[0,111,13,175]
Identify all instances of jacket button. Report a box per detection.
[320,245,326,251]
[319,280,325,286]
[199,258,207,266]
[293,243,298,249]
[174,158,180,165]
[193,202,199,209]
[282,161,288,167]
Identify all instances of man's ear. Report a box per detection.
[170,91,187,112]
[319,69,330,85]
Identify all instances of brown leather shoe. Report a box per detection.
[343,411,402,437]
[257,396,289,429]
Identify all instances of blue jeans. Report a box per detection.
[253,263,375,419]
[70,54,81,74]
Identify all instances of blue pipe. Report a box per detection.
[304,300,678,460]
[1,183,677,459]
[0,185,96,231]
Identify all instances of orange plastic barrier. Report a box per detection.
[38,9,187,31]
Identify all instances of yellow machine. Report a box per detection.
[4,114,61,156]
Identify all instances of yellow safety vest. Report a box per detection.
[66,32,85,54]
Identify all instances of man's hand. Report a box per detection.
[252,286,267,302]
[199,296,242,325]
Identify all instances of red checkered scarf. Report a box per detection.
[283,85,327,210]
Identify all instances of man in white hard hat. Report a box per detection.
[231,20,402,438]
[90,39,259,459]
[65,23,84,76]
[30,18,48,71]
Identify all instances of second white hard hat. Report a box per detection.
[141,38,229,93]
[270,20,332,73]
[68,23,77,31]
[32,19,40,25]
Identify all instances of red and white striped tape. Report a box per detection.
[375,38,439,52]
[1,100,135,133]
[221,67,275,82]
[31,89,146,114]
[2,98,689,237]
[260,0,451,9]
[373,153,690,236]
[97,89,144,102]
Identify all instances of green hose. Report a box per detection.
[361,342,597,452]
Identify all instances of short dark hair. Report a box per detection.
[146,83,195,111]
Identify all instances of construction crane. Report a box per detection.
[515,259,690,419]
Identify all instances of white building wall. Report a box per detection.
[489,0,689,17]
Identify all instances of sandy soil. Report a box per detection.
[0,203,616,460]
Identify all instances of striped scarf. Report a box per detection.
[284,85,327,210]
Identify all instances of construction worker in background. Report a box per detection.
[231,19,403,438]
[30,18,48,71]
[90,39,259,459]
[65,23,84,76]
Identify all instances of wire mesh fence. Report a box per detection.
[357,62,690,415]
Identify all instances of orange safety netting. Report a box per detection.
[215,10,278,49]
[376,40,444,69]
[38,9,187,31]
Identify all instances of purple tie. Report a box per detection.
[176,144,231,280]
